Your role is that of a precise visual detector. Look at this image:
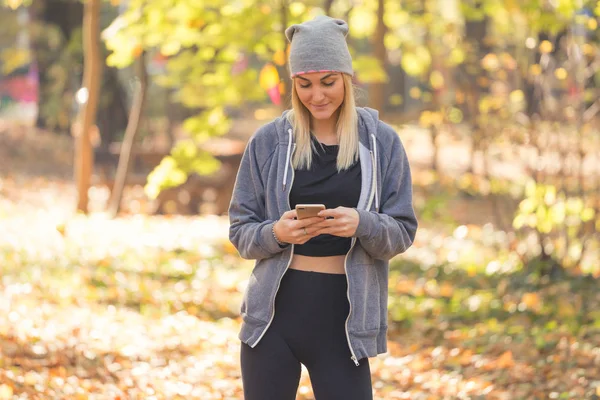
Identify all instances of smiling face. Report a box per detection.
[294,72,345,123]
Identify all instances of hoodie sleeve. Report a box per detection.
[228,132,289,260]
[354,128,418,261]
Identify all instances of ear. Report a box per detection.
[285,24,300,42]
[332,19,349,36]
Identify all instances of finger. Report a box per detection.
[299,236,313,244]
[314,226,350,237]
[303,226,324,236]
[318,207,346,218]
[297,216,325,228]
[280,210,298,220]
[307,219,338,230]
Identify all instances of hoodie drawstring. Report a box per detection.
[282,128,293,192]
[282,127,378,210]
[371,133,379,210]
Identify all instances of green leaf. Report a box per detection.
[0,48,30,74]
[401,46,431,77]
[581,207,595,222]
[549,201,566,225]
[144,157,187,199]
[353,55,388,83]
[349,5,377,38]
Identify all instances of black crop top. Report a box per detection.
[289,136,362,256]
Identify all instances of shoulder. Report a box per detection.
[248,111,290,147]
[244,114,288,170]
[375,120,400,144]
[374,120,408,166]
[249,120,278,147]
[356,106,402,148]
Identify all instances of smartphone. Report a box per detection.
[295,204,326,220]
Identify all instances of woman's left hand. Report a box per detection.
[307,207,360,238]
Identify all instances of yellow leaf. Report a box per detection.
[510,90,524,103]
[449,48,465,65]
[521,292,540,310]
[539,40,553,54]
[222,240,238,255]
[289,2,306,16]
[349,6,377,38]
[460,349,474,365]
[132,44,143,59]
[272,50,286,66]
[481,54,500,71]
[56,223,67,237]
[419,111,432,127]
[439,282,454,298]
[430,70,444,90]
[497,350,515,368]
[160,41,181,57]
[582,43,594,55]
[389,94,403,105]
[5,0,19,9]
[554,68,567,80]
[529,64,542,76]
[409,87,421,99]
[0,384,13,400]
[259,63,279,90]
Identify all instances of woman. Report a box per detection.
[229,15,418,400]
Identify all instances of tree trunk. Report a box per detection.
[107,52,149,217]
[369,0,386,113]
[75,0,101,213]
[96,65,129,147]
[463,14,490,174]
[280,0,291,110]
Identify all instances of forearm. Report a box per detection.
[354,208,417,260]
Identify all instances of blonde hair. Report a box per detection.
[286,73,359,171]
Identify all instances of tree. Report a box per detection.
[75,0,101,213]
[103,0,310,199]
[107,50,148,217]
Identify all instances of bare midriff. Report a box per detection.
[288,254,346,274]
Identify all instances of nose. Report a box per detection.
[312,89,326,102]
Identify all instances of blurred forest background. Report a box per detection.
[0,0,599,398]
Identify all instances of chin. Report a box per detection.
[310,110,335,120]
[309,105,342,120]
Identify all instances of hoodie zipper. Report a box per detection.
[251,143,296,348]
[343,238,359,366]
[345,147,378,367]
[252,137,378,365]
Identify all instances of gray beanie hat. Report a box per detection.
[285,15,353,78]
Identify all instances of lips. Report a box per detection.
[311,103,329,109]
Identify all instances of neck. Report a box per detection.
[311,109,340,142]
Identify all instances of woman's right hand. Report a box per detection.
[273,210,324,245]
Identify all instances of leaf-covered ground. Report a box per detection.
[1,124,599,399]
[1,176,600,400]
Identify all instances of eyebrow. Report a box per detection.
[297,73,337,82]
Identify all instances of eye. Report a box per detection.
[299,84,311,89]
[322,81,335,87]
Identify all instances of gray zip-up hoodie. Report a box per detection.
[228,107,418,365]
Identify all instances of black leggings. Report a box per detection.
[240,268,373,400]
